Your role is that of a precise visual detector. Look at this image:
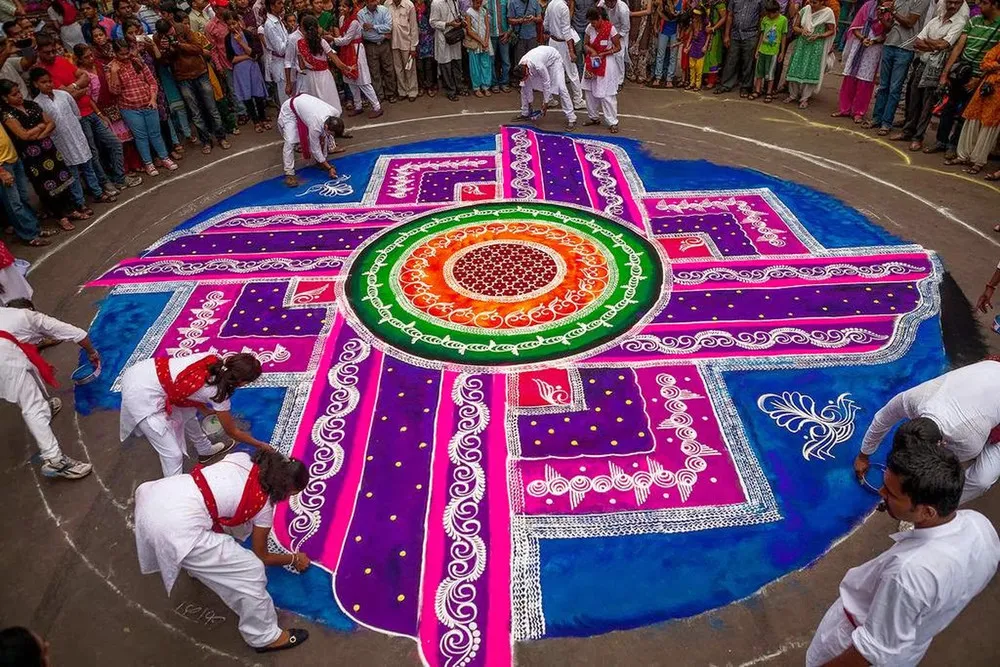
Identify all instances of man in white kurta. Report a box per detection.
[119,352,232,477]
[515,44,577,127]
[429,0,466,99]
[260,8,290,104]
[275,93,343,185]
[807,442,1000,666]
[597,0,630,86]
[0,306,97,479]
[854,360,1000,503]
[543,0,584,109]
[134,452,281,648]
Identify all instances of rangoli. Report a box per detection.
[79,128,950,666]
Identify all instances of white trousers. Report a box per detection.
[553,40,584,108]
[3,368,61,461]
[961,442,1000,504]
[789,80,819,102]
[347,81,381,111]
[585,90,618,127]
[957,119,1000,167]
[805,600,854,667]
[138,407,214,477]
[182,529,282,648]
[520,80,577,123]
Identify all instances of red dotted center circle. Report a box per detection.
[450,243,559,298]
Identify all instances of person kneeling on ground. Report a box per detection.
[134,449,313,653]
[807,435,1000,666]
[277,92,351,187]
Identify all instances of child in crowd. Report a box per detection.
[650,0,684,88]
[751,0,787,102]
[283,10,298,35]
[224,10,270,132]
[415,0,437,97]
[29,68,112,213]
[465,0,493,97]
[684,7,708,91]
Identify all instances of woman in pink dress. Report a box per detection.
[832,0,891,123]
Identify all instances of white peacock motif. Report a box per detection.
[756,392,861,461]
[295,174,355,198]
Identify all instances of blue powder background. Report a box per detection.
[76,132,946,638]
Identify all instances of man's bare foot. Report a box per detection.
[285,175,300,188]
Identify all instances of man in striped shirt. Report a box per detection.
[928,0,1000,158]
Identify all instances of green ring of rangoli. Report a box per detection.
[343,202,665,366]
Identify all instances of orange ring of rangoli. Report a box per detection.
[396,221,611,330]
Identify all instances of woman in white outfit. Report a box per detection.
[119,352,272,478]
[296,15,344,113]
[135,449,313,653]
[333,3,383,117]
[582,6,622,132]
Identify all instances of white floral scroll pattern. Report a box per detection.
[673,262,925,285]
[287,338,370,551]
[620,328,890,355]
[197,344,292,365]
[581,144,624,217]
[757,391,860,461]
[115,256,346,277]
[655,197,786,247]
[214,209,415,228]
[509,129,538,200]
[436,375,488,667]
[165,290,229,356]
[295,175,354,198]
[384,158,491,200]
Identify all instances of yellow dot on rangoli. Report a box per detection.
[616,417,623,422]
[395,461,402,467]
[865,287,872,292]
[262,327,269,332]
[548,428,555,434]
[625,399,633,405]
[570,440,579,446]
[595,407,602,412]
[354,535,362,542]
[563,417,570,423]
[588,379,596,384]
[416,484,423,490]
[638,431,646,437]
[691,306,697,311]
[381,416,388,421]
[364,568,372,575]
[822,307,828,311]
[387,367,394,372]
[367,455,374,461]
[253,317,260,322]
[400,426,408,432]
[530,420,537,426]
[397,594,405,602]
[590,426,597,431]
[887,293,894,297]
[611,440,618,446]
[365,491,373,498]
[390,514,397,521]
[618,375,625,380]
[727,304,734,309]
[419,442,427,449]
[398,392,405,397]
[399,550,407,557]
[353,604,360,612]
[873,299,880,304]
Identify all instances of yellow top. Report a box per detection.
[0,123,17,165]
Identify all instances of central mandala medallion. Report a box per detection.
[342,201,666,367]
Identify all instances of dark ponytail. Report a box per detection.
[254,450,309,503]
[206,352,262,403]
[301,14,322,56]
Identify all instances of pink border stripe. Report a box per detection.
[500,131,514,198]
[317,349,383,570]
[419,370,459,667]
[575,142,600,211]
[593,342,886,364]
[529,131,546,200]
[607,151,645,228]
[195,222,394,236]
[484,374,513,666]
[644,314,900,331]
[272,314,344,547]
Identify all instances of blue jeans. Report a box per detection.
[79,112,125,186]
[69,161,103,207]
[120,108,169,164]
[491,35,511,86]
[0,159,40,241]
[655,33,678,81]
[178,74,226,146]
[870,45,914,128]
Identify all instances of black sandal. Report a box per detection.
[255,629,309,653]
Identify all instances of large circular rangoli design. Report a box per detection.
[78,128,950,667]
[343,202,665,366]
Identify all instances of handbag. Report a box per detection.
[445,0,465,44]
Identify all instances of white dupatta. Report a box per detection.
[798,4,837,91]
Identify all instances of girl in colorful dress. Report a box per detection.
[832,0,889,122]
[465,0,494,97]
[701,0,726,88]
[783,0,835,108]
[224,11,271,133]
[297,14,344,114]
[649,0,684,87]
[583,6,623,131]
[0,79,85,232]
[415,0,437,96]
[683,7,708,90]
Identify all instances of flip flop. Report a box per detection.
[255,629,309,653]
[985,171,1000,182]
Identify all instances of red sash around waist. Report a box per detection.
[0,330,58,387]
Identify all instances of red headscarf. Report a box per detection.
[155,354,220,414]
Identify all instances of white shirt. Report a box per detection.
[0,306,87,345]
[0,56,28,98]
[838,511,999,665]
[277,93,340,165]
[915,8,968,60]
[34,90,92,167]
[261,13,289,59]
[134,452,274,592]
[429,0,463,62]
[119,352,232,441]
[519,44,563,94]
[860,360,1000,462]
[543,0,578,44]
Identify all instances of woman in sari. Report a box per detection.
[0,80,86,232]
[832,0,890,122]
[784,0,835,108]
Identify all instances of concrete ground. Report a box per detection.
[2,75,999,667]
